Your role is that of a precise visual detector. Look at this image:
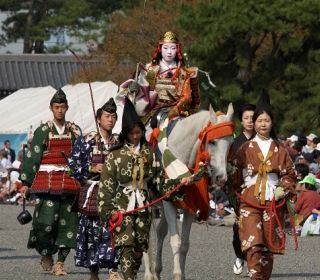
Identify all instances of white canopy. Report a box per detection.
[0,81,123,135]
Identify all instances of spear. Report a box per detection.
[69,49,103,159]
[69,49,100,134]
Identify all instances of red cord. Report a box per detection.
[286,202,299,250]
[108,180,187,247]
[237,193,298,251]
[268,198,286,251]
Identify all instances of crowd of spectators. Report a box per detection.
[283,133,320,236]
[0,140,32,205]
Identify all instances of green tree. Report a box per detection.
[0,0,122,53]
[178,0,320,135]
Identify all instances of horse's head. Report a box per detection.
[206,103,234,185]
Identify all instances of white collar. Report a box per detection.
[160,59,177,71]
[126,142,141,154]
[53,121,66,135]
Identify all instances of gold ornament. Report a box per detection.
[159,31,179,44]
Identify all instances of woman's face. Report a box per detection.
[127,125,143,147]
[161,43,177,64]
[254,112,272,138]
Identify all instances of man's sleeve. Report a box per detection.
[68,135,90,181]
[19,126,46,186]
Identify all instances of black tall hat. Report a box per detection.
[256,89,272,113]
[50,88,68,104]
[100,97,117,114]
[121,97,145,135]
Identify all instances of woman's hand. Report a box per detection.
[274,186,286,201]
[181,176,192,185]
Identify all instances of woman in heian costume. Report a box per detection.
[233,90,296,280]
[119,31,200,126]
[98,97,191,280]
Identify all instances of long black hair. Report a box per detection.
[252,108,279,144]
[110,121,147,151]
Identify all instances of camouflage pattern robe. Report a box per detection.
[98,142,164,280]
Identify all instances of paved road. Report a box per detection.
[0,204,320,280]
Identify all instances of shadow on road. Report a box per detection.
[0,255,38,260]
[0,248,15,252]
[272,273,320,278]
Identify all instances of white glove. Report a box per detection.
[274,186,286,201]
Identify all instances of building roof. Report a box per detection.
[0,54,99,95]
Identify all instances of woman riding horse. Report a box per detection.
[119,31,200,122]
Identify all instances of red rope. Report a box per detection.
[237,193,298,251]
[108,178,190,248]
[268,198,286,251]
[108,119,234,247]
[286,202,299,250]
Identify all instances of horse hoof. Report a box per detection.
[173,273,182,280]
[144,274,159,280]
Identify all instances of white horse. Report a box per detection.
[144,103,234,280]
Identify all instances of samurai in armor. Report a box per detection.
[68,98,122,280]
[20,88,81,276]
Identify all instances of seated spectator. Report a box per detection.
[207,186,234,225]
[300,208,320,237]
[0,164,9,203]
[284,134,299,160]
[287,134,307,163]
[295,163,310,181]
[295,163,310,194]
[313,137,320,149]
[296,154,308,165]
[0,150,12,169]
[302,133,317,154]
[8,151,22,188]
[309,149,320,175]
[294,175,320,223]
[5,180,28,205]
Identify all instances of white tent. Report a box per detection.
[0,81,123,135]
